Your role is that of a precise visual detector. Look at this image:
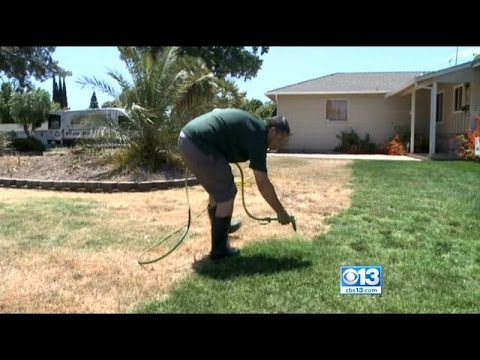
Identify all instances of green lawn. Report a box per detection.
[136,160,480,313]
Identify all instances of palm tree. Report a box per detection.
[77,47,243,170]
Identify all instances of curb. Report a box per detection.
[0,177,199,192]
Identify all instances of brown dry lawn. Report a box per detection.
[0,156,352,313]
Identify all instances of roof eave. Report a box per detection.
[415,62,471,82]
[385,79,416,98]
[265,90,389,96]
[386,62,474,98]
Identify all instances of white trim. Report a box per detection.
[410,91,416,153]
[429,82,437,155]
[416,83,433,90]
[265,91,388,96]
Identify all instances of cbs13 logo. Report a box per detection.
[341,266,382,286]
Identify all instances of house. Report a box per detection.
[265,60,480,156]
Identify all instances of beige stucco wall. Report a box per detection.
[276,94,412,152]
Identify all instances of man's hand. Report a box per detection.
[277,210,291,225]
[253,169,291,225]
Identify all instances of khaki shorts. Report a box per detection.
[178,131,237,203]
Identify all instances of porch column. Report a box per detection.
[429,81,437,156]
[410,90,416,153]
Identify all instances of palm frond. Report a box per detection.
[76,75,119,99]
[214,78,245,108]
[105,69,132,92]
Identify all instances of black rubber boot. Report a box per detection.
[210,215,240,260]
[207,205,242,234]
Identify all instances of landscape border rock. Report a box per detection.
[0,177,199,192]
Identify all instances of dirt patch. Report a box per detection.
[0,152,184,182]
[0,156,353,313]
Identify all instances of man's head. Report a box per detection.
[266,115,290,151]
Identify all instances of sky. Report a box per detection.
[33,46,480,111]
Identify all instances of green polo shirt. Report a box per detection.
[182,108,269,173]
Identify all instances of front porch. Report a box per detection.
[386,61,478,159]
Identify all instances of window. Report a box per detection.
[326,100,348,121]
[118,115,129,126]
[71,114,109,126]
[48,114,61,130]
[436,92,443,122]
[454,86,463,112]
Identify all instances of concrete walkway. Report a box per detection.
[268,153,422,161]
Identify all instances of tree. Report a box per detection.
[169,55,246,121]
[9,89,51,137]
[89,91,99,108]
[53,76,68,110]
[181,47,269,80]
[240,98,264,114]
[52,75,60,104]
[210,78,245,109]
[256,101,277,119]
[0,47,69,90]
[78,47,244,170]
[62,76,68,109]
[240,98,277,119]
[58,76,64,107]
[118,46,269,81]
[0,82,15,123]
[53,75,68,109]
[50,102,62,111]
[101,99,123,108]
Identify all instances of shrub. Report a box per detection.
[386,134,408,155]
[0,132,11,152]
[457,115,480,160]
[11,137,46,153]
[335,129,376,154]
[394,125,410,144]
[383,126,428,155]
[414,134,429,153]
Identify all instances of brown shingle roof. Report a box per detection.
[266,72,425,94]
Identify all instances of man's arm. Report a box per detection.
[252,169,291,225]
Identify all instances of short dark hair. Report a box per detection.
[266,115,290,135]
